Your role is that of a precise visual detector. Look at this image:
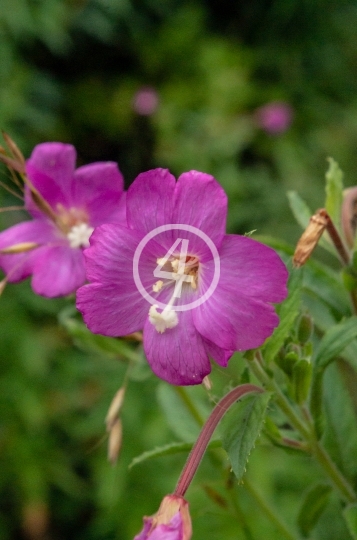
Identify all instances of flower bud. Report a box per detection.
[134,495,192,540]
[297,313,313,344]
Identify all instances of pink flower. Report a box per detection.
[133,87,159,116]
[76,168,288,385]
[0,143,125,297]
[255,101,293,134]
[134,495,192,540]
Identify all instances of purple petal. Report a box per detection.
[27,143,76,191]
[143,309,211,385]
[173,171,227,253]
[25,143,76,214]
[0,219,56,282]
[76,224,159,336]
[202,337,234,367]
[193,235,288,351]
[72,162,125,226]
[126,169,176,236]
[31,245,86,297]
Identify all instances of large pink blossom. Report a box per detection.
[0,143,125,297]
[76,168,288,385]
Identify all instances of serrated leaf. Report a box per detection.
[325,157,343,229]
[343,504,357,539]
[221,392,270,480]
[263,267,302,363]
[313,316,357,369]
[129,440,221,469]
[297,483,332,537]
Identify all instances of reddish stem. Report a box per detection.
[174,383,263,497]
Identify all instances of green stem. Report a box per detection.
[244,478,298,540]
[247,354,357,504]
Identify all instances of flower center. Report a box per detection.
[55,204,93,248]
[149,253,199,333]
[67,223,94,249]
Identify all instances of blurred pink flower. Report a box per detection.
[134,495,192,540]
[133,87,159,115]
[255,101,293,134]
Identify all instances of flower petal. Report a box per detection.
[193,235,288,351]
[126,169,176,235]
[173,171,227,252]
[0,219,56,282]
[31,245,86,297]
[144,309,211,385]
[76,224,160,336]
[72,162,125,226]
[202,337,234,367]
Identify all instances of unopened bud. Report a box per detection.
[292,359,312,404]
[107,418,123,465]
[293,209,329,267]
[297,313,313,344]
[105,387,126,431]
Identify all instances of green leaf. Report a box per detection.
[323,361,357,481]
[313,316,357,369]
[343,504,357,540]
[287,190,337,256]
[129,440,221,469]
[59,306,142,363]
[156,383,211,442]
[221,392,270,480]
[287,191,313,230]
[325,157,344,229]
[297,483,333,537]
[263,266,302,363]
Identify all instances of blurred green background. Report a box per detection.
[1,1,357,538]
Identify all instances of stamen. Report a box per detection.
[153,280,164,292]
[67,223,94,249]
[148,304,178,333]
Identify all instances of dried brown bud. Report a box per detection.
[0,242,39,254]
[107,418,123,465]
[293,209,329,267]
[105,387,126,431]
[202,375,212,391]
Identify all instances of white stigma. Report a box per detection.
[67,223,94,249]
[148,304,178,333]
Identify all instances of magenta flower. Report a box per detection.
[0,143,125,297]
[76,168,288,385]
[255,101,293,134]
[134,495,192,540]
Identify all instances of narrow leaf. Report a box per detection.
[129,440,221,469]
[325,157,343,229]
[297,483,332,537]
[263,266,302,363]
[313,316,357,369]
[343,503,357,540]
[221,392,270,480]
[287,191,313,230]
